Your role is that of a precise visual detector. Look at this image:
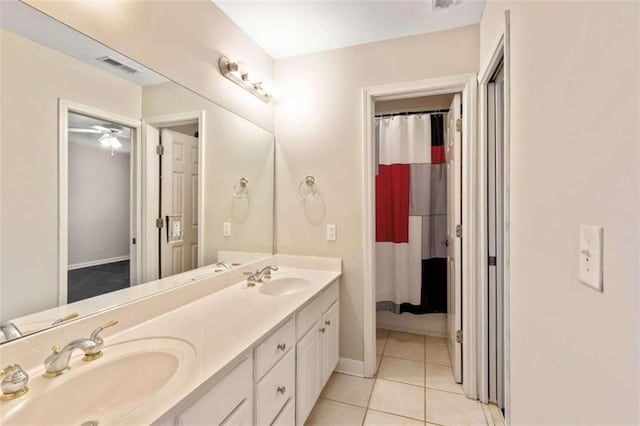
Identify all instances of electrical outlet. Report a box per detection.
[223,222,231,238]
[326,224,337,241]
[579,225,603,291]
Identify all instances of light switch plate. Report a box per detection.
[326,224,337,241]
[579,225,603,292]
[223,222,231,238]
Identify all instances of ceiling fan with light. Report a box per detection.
[68,124,129,155]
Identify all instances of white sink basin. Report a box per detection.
[259,277,311,296]
[2,337,196,425]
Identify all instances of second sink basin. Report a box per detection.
[2,337,196,425]
[259,276,311,296]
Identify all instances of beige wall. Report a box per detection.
[23,0,274,132]
[0,29,141,321]
[481,1,640,423]
[68,141,130,266]
[273,26,479,361]
[375,94,454,115]
[142,83,274,264]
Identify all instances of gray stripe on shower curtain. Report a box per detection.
[409,164,447,216]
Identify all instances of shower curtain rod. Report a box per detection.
[375,108,449,118]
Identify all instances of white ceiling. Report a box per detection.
[0,0,167,86]
[214,0,485,59]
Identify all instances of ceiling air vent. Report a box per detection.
[96,56,139,74]
[432,0,460,10]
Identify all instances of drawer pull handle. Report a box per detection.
[325,320,331,326]
[319,327,326,333]
[277,385,286,394]
[277,343,286,351]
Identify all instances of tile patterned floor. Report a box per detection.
[305,329,503,426]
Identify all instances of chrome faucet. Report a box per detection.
[43,320,118,378]
[0,321,22,341]
[0,363,29,401]
[246,265,279,286]
[256,265,279,281]
[214,261,233,271]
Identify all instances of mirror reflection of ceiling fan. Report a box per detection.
[68,124,129,154]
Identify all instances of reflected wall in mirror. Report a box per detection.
[0,2,275,343]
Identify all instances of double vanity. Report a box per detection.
[0,255,341,425]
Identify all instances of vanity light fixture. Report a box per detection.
[219,56,273,103]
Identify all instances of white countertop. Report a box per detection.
[0,260,341,425]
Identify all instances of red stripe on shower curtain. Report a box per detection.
[376,164,410,243]
[431,146,445,164]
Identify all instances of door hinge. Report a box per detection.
[132,237,136,245]
[156,218,164,229]
[488,256,497,266]
[456,330,462,343]
[156,144,164,155]
[456,117,462,132]
[455,224,462,238]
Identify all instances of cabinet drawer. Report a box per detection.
[272,397,295,426]
[179,356,252,425]
[255,317,295,381]
[296,296,323,340]
[255,349,295,425]
[322,280,339,312]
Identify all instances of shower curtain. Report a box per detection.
[375,113,448,314]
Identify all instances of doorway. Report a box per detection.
[487,63,506,410]
[58,100,142,305]
[362,74,478,397]
[373,93,463,384]
[141,111,205,282]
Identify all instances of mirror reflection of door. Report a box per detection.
[67,112,134,303]
[159,126,199,277]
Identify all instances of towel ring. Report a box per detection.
[233,177,249,199]
[297,176,316,199]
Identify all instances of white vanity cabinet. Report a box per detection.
[254,318,296,425]
[296,281,340,426]
[166,279,339,426]
[175,357,253,426]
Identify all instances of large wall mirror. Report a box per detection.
[0,2,275,343]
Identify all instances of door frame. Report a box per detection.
[477,11,511,422]
[361,73,478,397]
[58,99,142,305]
[141,111,205,282]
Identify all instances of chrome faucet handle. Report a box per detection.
[0,363,29,401]
[245,270,260,287]
[85,320,119,360]
[51,312,80,326]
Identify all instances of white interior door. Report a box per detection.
[488,64,506,408]
[160,129,199,277]
[446,93,463,383]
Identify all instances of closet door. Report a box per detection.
[446,94,463,383]
[321,302,340,385]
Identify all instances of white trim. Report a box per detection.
[141,111,206,282]
[476,11,512,424]
[335,358,364,377]
[361,74,478,399]
[58,99,142,306]
[68,255,130,271]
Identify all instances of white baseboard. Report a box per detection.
[335,358,364,377]
[68,255,130,271]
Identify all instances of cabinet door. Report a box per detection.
[321,302,340,385]
[178,357,252,425]
[296,320,322,426]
